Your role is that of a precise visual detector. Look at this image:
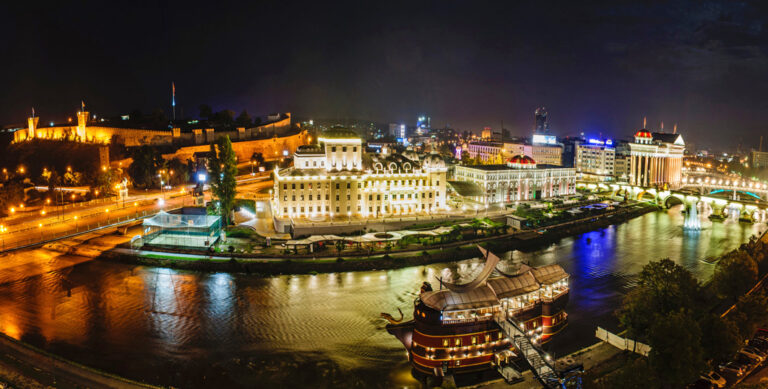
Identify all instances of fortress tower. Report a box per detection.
[76,110,89,140]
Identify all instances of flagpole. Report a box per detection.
[172,82,176,122]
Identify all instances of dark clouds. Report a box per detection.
[1,0,767,149]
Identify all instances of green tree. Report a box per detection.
[208,136,238,225]
[236,110,253,127]
[594,358,657,389]
[128,145,162,189]
[700,314,742,361]
[617,259,701,340]
[647,310,706,388]
[199,104,213,119]
[731,292,768,338]
[93,169,118,195]
[166,158,189,186]
[713,250,759,300]
[0,180,25,212]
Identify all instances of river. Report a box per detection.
[0,206,764,388]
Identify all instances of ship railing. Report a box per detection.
[442,315,494,325]
[493,314,561,389]
[541,288,569,303]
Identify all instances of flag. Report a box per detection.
[172,82,176,107]
[31,107,35,118]
[643,116,646,128]
[81,100,85,112]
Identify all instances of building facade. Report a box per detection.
[750,150,768,169]
[575,139,615,181]
[467,141,563,166]
[453,155,576,205]
[627,130,685,188]
[273,129,447,220]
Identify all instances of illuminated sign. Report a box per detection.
[532,134,557,145]
[587,138,614,146]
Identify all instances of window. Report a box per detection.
[455,338,461,346]
[353,146,357,152]
[342,146,347,152]
[300,207,304,212]
[471,336,477,345]
[332,146,337,152]
[291,184,296,189]
[335,183,340,189]
[369,195,372,201]
[443,339,449,347]
[335,195,340,201]
[336,206,339,213]
[283,196,287,201]
[309,195,313,201]
[283,184,287,190]
[347,195,351,200]
[357,194,361,200]
[376,195,380,200]
[346,183,351,189]
[291,195,296,201]
[300,195,304,201]
[300,183,304,189]
[283,207,287,214]
[325,194,329,200]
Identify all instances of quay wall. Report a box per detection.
[101,204,659,275]
[161,130,309,163]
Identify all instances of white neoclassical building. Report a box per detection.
[273,129,448,220]
[453,155,576,205]
[627,130,684,189]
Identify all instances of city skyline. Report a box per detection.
[2,1,768,150]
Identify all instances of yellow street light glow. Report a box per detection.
[41,210,46,215]
[74,216,77,220]
[105,208,109,213]
[38,223,42,228]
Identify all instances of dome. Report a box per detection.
[634,129,652,138]
[507,155,536,168]
[422,154,445,170]
[402,149,419,162]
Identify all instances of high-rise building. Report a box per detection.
[575,138,615,182]
[534,107,550,134]
[750,150,768,168]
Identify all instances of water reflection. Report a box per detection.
[0,206,762,387]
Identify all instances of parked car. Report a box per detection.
[718,361,745,376]
[700,371,726,388]
[742,346,767,359]
[749,337,768,352]
[735,352,759,369]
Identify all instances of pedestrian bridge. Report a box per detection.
[679,175,768,201]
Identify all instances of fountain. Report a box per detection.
[683,202,701,231]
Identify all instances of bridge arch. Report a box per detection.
[708,189,763,201]
[663,195,684,208]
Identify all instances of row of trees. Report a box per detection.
[607,244,768,388]
[198,105,261,129]
[127,146,191,189]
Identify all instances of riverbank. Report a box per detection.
[0,331,160,389]
[99,202,660,275]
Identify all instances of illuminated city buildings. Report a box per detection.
[273,129,448,221]
[627,130,685,188]
[453,155,576,205]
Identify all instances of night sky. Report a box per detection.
[2,1,768,149]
